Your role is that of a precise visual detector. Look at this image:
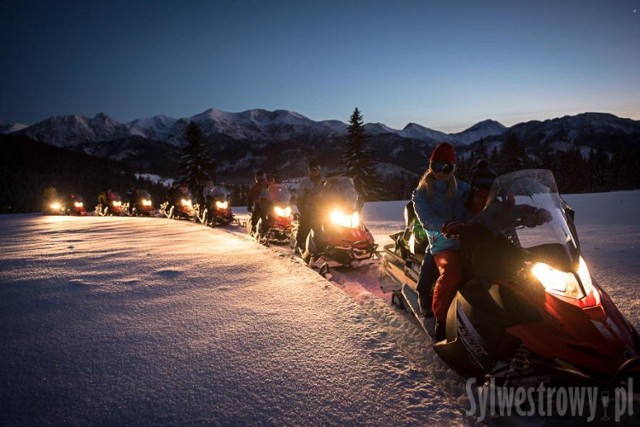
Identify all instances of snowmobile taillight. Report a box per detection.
[74,202,84,208]
[180,199,192,207]
[142,199,152,207]
[330,210,359,228]
[216,201,229,209]
[112,201,122,207]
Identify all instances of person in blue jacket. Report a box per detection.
[412,142,470,341]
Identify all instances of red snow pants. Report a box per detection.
[432,250,463,324]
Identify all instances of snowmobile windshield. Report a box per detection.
[322,177,360,211]
[137,190,151,199]
[267,185,291,205]
[473,169,579,259]
[207,186,229,201]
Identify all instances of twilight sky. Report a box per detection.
[1,0,639,132]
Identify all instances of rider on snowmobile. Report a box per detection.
[415,158,499,318]
[97,188,112,211]
[412,143,471,341]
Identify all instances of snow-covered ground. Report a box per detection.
[1,190,639,425]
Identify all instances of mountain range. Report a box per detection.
[2,109,508,148]
[3,109,640,182]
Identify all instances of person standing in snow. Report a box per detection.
[295,161,325,252]
[44,184,58,202]
[247,171,268,233]
[412,142,471,341]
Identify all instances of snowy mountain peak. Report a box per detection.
[0,121,28,134]
[462,119,506,133]
[398,122,452,142]
[13,113,127,147]
[453,119,507,145]
[126,115,178,141]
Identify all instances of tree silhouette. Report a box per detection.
[498,133,526,174]
[340,108,385,201]
[179,121,216,204]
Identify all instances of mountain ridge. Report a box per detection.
[3,107,510,148]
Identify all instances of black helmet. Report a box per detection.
[470,159,497,189]
[255,171,267,183]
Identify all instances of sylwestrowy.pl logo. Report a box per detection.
[465,377,635,422]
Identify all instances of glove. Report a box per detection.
[442,220,465,239]
[535,208,552,224]
[519,205,552,227]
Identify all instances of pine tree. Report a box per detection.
[179,121,216,204]
[586,147,611,191]
[340,108,385,201]
[555,147,587,193]
[498,133,526,174]
[469,138,489,165]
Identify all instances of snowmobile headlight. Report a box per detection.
[74,202,84,208]
[50,202,62,210]
[181,199,192,207]
[216,201,229,209]
[577,256,593,294]
[330,210,360,228]
[531,262,585,299]
[112,201,122,207]
[274,206,291,217]
[142,199,152,207]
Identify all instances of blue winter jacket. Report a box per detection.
[411,179,471,254]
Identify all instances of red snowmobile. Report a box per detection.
[250,184,293,244]
[301,176,377,267]
[126,189,154,216]
[65,194,87,215]
[160,190,194,220]
[381,169,640,386]
[197,185,235,227]
[95,192,124,216]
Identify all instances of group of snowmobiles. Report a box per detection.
[43,193,88,216]
[246,176,378,269]
[158,184,237,227]
[42,169,640,388]
[381,169,640,389]
[43,185,237,227]
[93,189,156,217]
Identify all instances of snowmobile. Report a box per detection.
[196,185,236,227]
[43,199,66,215]
[65,194,87,215]
[301,176,378,267]
[95,192,124,216]
[125,190,154,216]
[381,169,640,386]
[160,192,194,220]
[249,184,293,244]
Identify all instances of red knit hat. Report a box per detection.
[429,142,456,163]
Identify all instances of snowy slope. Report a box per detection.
[0,215,465,425]
[1,190,639,425]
